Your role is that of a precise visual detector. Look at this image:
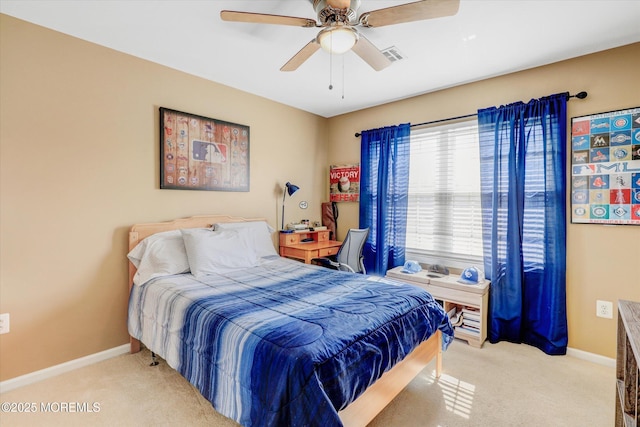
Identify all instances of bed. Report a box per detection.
[127,215,454,427]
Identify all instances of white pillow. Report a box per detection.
[213,221,278,258]
[181,228,259,277]
[127,230,190,285]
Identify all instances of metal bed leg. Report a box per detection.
[150,351,159,366]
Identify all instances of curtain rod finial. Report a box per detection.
[569,91,588,99]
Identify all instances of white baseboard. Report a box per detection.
[0,342,615,394]
[567,346,616,368]
[0,343,130,394]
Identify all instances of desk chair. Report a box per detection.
[313,228,369,274]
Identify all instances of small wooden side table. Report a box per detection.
[386,266,490,348]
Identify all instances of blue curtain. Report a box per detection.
[359,124,411,275]
[478,93,568,355]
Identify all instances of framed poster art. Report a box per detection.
[330,164,360,202]
[160,107,250,191]
[570,106,640,225]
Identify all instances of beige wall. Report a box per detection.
[0,15,328,381]
[327,43,640,359]
[1,14,638,382]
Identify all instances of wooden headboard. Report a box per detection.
[127,215,267,352]
[128,215,268,249]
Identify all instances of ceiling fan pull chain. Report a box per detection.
[341,54,345,99]
[329,44,334,91]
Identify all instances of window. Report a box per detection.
[406,120,483,268]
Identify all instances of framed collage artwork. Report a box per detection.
[570,106,640,225]
[160,107,250,192]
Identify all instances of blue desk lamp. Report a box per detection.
[281,182,300,230]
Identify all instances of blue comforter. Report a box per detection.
[129,258,453,427]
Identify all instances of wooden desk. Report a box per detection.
[279,230,342,264]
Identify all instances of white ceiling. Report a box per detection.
[2,1,639,118]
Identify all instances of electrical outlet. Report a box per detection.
[596,300,613,319]
[0,313,9,334]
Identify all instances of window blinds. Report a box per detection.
[406,120,484,264]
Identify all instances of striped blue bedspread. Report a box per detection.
[128,257,453,427]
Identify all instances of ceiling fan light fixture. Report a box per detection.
[317,26,358,54]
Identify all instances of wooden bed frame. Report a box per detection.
[127,215,443,427]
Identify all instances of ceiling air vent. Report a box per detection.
[381,46,406,62]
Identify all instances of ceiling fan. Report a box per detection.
[220,0,460,72]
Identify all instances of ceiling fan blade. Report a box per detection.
[326,0,352,9]
[359,0,460,28]
[220,10,317,27]
[351,34,392,71]
[280,40,321,72]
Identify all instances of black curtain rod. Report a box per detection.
[354,91,588,137]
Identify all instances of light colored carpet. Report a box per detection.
[0,340,614,426]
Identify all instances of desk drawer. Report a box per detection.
[281,234,299,246]
[316,231,330,242]
[281,247,307,258]
[318,246,339,257]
